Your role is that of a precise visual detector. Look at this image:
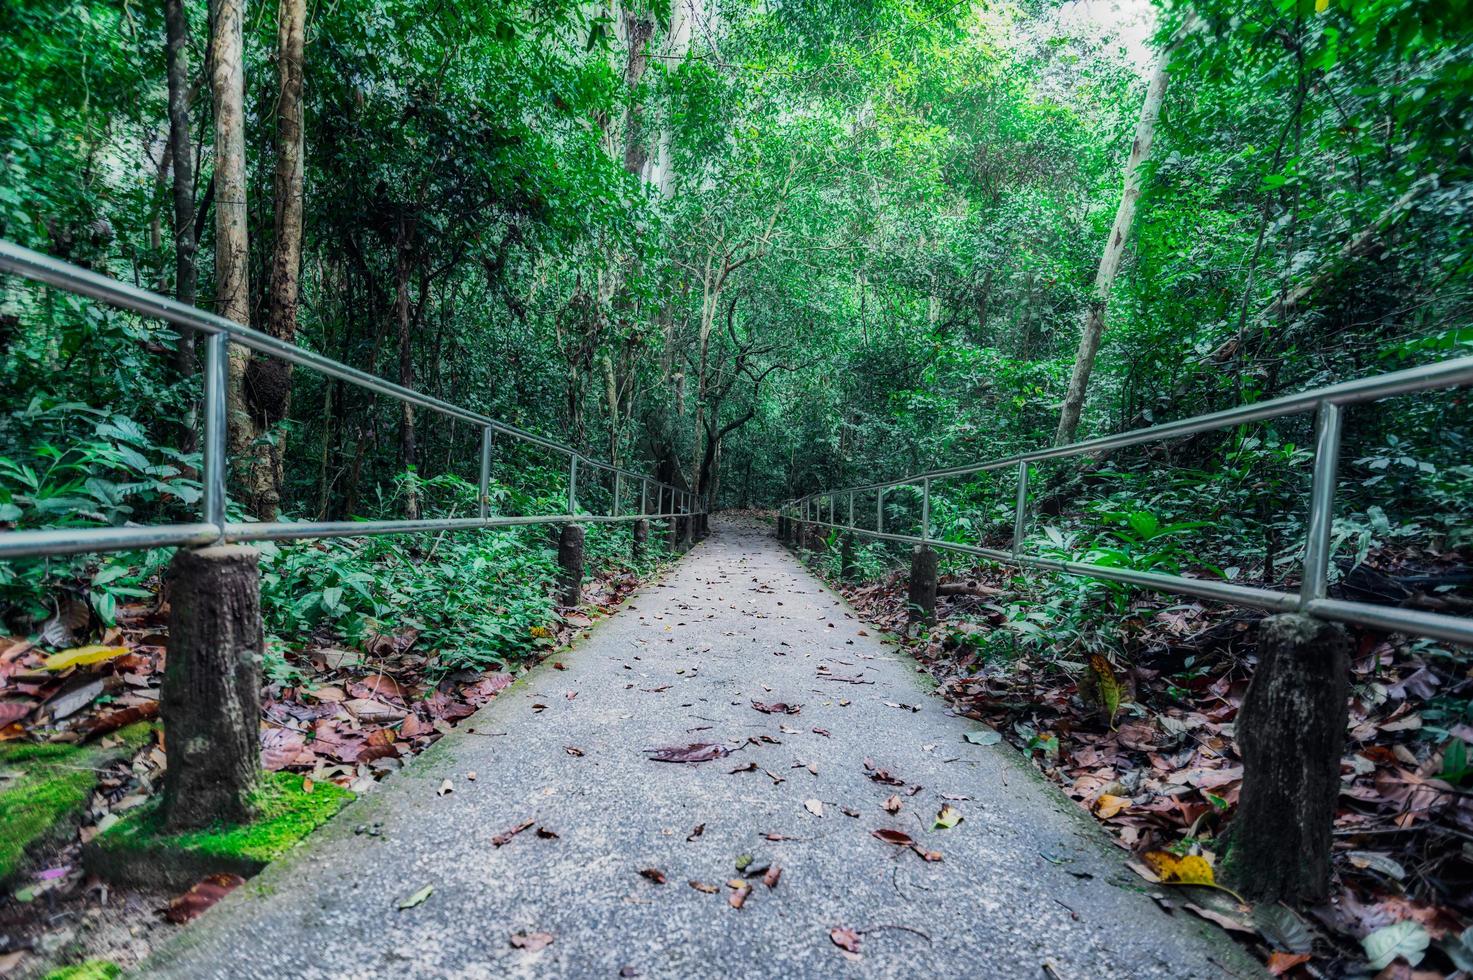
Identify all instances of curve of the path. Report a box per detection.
[146,517,1258,979]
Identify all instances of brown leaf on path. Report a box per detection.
[510,931,555,951]
[1267,952,1312,975]
[727,880,752,908]
[565,746,585,757]
[729,761,757,774]
[535,827,559,839]
[762,865,782,888]
[164,873,246,924]
[804,799,824,817]
[646,742,729,763]
[812,727,831,737]
[689,880,719,894]
[763,832,797,841]
[751,700,801,715]
[830,927,862,955]
[871,828,915,847]
[911,846,943,862]
[882,795,902,814]
[492,819,535,847]
[639,867,667,884]
[687,823,706,841]
[0,701,32,727]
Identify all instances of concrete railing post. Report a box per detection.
[1223,614,1350,903]
[840,532,856,580]
[557,524,585,607]
[632,518,649,562]
[907,544,938,627]
[161,545,263,830]
[681,511,694,549]
[668,513,680,553]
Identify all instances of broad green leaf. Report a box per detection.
[1362,920,1429,970]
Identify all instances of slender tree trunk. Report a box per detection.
[260,0,307,518]
[394,226,419,519]
[163,0,198,449]
[210,0,261,503]
[1054,28,1182,446]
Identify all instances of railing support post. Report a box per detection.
[632,518,649,562]
[1299,400,1342,606]
[907,544,938,629]
[201,332,228,536]
[557,523,585,607]
[1223,614,1350,903]
[840,531,856,580]
[568,455,579,514]
[1012,461,1029,557]
[478,426,494,520]
[161,544,262,830]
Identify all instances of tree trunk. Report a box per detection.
[210,0,262,505]
[557,524,585,607]
[394,227,420,519]
[163,0,197,355]
[621,13,655,177]
[1223,614,1350,903]
[161,545,263,830]
[907,545,938,627]
[259,0,307,519]
[1054,27,1181,446]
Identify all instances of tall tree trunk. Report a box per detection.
[163,0,198,448]
[620,13,655,177]
[260,0,307,518]
[394,224,419,519]
[1053,27,1183,446]
[210,0,260,501]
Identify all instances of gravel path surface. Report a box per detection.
[145,517,1259,979]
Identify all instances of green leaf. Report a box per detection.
[397,885,433,910]
[964,727,1001,746]
[1362,920,1429,970]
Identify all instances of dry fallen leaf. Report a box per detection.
[762,865,782,888]
[492,819,535,847]
[639,868,667,885]
[1144,850,1216,886]
[882,795,902,814]
[510,931,554,951]
[165,873,246,923]
[830,926,862,957]
[804,799,824,817]
[687,823,706,841]
[646,742,729,763]
[933,804,962,830]
[727,880,752,909]
[437,779,454,797]
[689,880,719,894]
[395,884,433,911]
[1092,793,1131,819]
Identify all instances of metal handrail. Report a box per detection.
[0,240,700,560]
[782,356,1473,648]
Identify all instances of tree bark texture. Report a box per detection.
[1224,613,1350,903]
[163,0,197,363]
[907,545,939,627]
[161,545,263,830]
[257,0,307,519]
[210,0,269,511]
[1054,28,1179,446]
[557,524,585,607]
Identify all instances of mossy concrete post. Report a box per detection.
[777,514,788,542]
[557,524,585,607]
[907,544,938,628]
[681,512,694,549]
[840,532,857,580]
[161,544,263,830]
[632,518,649,562]
[668,515,680,553]
[1223,614,1350,903]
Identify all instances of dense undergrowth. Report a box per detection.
[797,494,1473,974]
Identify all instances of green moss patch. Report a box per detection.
[84,772,352,890]
[0,722,156,884]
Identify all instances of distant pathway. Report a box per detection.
[147,517,1258,979]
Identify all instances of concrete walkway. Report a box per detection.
[147,518,1258,979]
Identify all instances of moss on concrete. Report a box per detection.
[0,723,155,884]
[40,960,122,980]
[84,772,351,889]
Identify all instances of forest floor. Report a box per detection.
[0,551,655,979]
[138,517,1251,979]
[809,530,1473,978]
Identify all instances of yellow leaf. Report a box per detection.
[1144,850,1216,885]
[1315,0,1329,12]
[1093,793,1131,819]
[43,645,129,671]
